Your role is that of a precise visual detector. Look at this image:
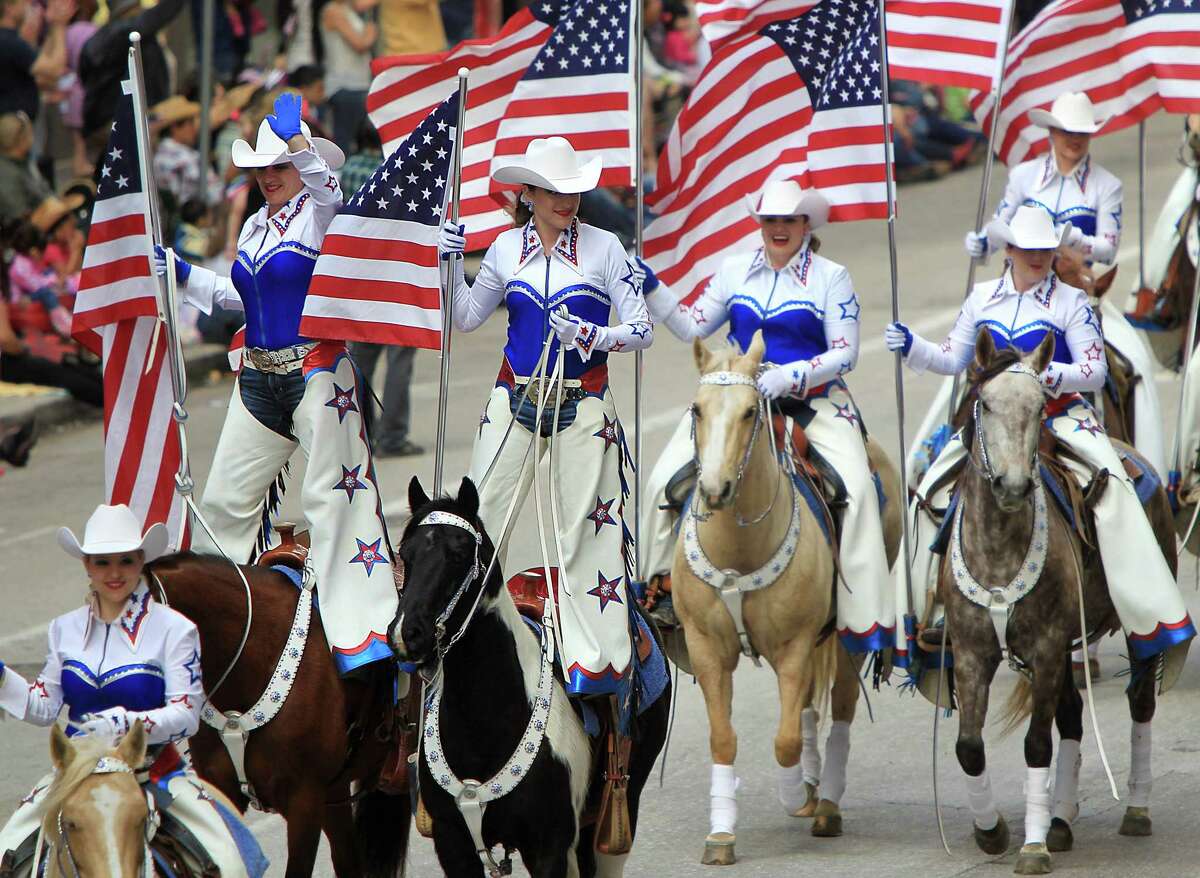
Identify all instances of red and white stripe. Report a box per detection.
[73,193,157,329]
[971,0,1200,165]
[301,217,443,349]
[697,0,816,50]
[887,0,1010,91]
[367,10,554,250]
[643,35,888,305]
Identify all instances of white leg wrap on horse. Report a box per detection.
[710,764,739,836]
[801,707,822,787]
[1024,766,1053,845]
[595,852,629,877]
[963,769,1000,831]
[1053,739,1082,824]
[1087,641,1099,659]
[777,762,809,813]
[1129,721,1153,808]
[818,721,850,805]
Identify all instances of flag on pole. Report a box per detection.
[367,1,566,250]
[645,0,891,304]
[71,86,189,548]
[972,0,1200,165]
[298,93,460,349]
[487,0,637,192]
[697,0,1008,90]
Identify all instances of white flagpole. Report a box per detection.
[434,69,470,497]
[945,0,1014,422]
[633,0,645,579]
[1138,120,1147,287]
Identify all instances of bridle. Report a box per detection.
[49,756,157,878]
[967,363,1043,486]
[691,369,784,526]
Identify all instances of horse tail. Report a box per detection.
[995,675,1035,737]
[354,787,412,878]
[807,632,839,719]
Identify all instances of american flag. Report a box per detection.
[698,0,1010,90]
[488,0,636,193]
[72,85,189,549]
[366,1,565,251]
[298,93,459,349]
[644,0,890,304]
[972,0,1200,165]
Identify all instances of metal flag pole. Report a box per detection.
[434,69,470,497]
[633,0,645,578]
[945,0,1014,423]
[1169,195,1200,488]
[196,0,216,203]
[1138,121,1147,287]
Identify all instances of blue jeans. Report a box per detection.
[237,367,306,438]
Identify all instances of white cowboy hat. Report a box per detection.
[57,504,170,561]
[491,137,602,194]
[744,180,830,229]
[986,205,1070,250]
[1027,92,1110,135]
[231,118,345,171]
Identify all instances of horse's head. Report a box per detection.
[691,332,766,509]
[42,722,150,878]
[390,476,497,672]
[1187,113,1200,161]
[970,328,1054,512]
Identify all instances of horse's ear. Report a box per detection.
[693,338,713,374]
[1093,264,1118,298]
[118,720,147,768]
[50,724,74,772]
[458,477,480,518]
[1029,331,1056,375]
[743,331,766,370]
[408,476,431,514]
[974,327,997,371]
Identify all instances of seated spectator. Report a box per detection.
[7,221,72,337]
[0,113,52,225]
[321,0,377,151]
[0,297,102,406]
[0,0,73,121]
[662,2,699,76]
[891,80,986,183]
[287,64,332,139]
[29,192,84,288]
[151,95,221,211]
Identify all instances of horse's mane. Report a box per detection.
[704,341,754,373]
[37,734,121,834]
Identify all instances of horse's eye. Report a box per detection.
[692,406,703,421]
[980,400,992,414]
[742,407,755,420]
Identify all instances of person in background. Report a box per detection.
[6,220,73,337]
[287,63,331,139]
[0,415,37,467]
[321,0,376,151]
[61,0,97,176]
[338,114,382,194]
[37,185,87,284]
[152,95,222,212]
[0,113,52,225]
[378,0,443,54]
[0,295,103,405]
[439,0,471,43]
[0,0,73,121]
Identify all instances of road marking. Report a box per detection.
[0,622,51,649]
[0,525,59,549]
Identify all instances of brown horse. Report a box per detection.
[146,552,410,878]
[943,333,1170,875]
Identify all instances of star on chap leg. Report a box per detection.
[325,383,359,423]
[349,537,385,576]
[833,401,859,427]
[586,496,617,535]
[593,414,620,453]
[587,571,625,613]
[333,464,368,503]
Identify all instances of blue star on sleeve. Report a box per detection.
[620,260,643,297]
[837,294,861,321]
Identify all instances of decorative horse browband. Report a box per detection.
[698,370,759,388]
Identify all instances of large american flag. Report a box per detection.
[72,85,189,549]
[972,0,1200,165]
[488,0,636,193]
[298,93,459,349]
[366,1,565,251]
[644,0,890,303]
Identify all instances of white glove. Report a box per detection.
[77,708,129,742]
[438,221,466,259]
[884,322,914,355]
[964,230,988,258]
[1064,225,1085,249]
[756,364,808,400]
[548,308,604,358]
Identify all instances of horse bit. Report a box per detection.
[51,756,158,878]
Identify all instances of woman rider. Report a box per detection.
[0,504,266,876]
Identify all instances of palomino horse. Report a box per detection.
[672,336,901,865]
[147,554,410,878]
[39,723,150,878]
[392,476,670,878]
[944,332,1170,875]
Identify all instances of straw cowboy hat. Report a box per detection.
[743,179,830,228]
[150,96,202,128]
[58,504,170,561]
[986,205,1070,250]
[1028,92,1110,135]
[29,193,86,233]
[231,118,345,171]
[492,137,602,194]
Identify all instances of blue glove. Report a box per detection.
[634,257,659,295]
[267,92,304,142]
[884,322,913,356]
[153,245,191,285]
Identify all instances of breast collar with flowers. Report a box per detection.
[83,582,155,652]
[516,217,581,272]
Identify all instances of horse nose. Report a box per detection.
[702,478,734,508]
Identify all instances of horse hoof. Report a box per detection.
[1014,843,1052,875]
[811,800,842,837]
[791,783,819,818]
[974,815,1010,855]
[701,834,736,866]
[1119,806,1152,837]
[1046,818,1073,852]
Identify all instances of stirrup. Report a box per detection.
[594,696,633,855]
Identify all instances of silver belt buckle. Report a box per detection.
[246,349,269,371]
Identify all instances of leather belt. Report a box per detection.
[243,342,317,375]
[497,360,608,405]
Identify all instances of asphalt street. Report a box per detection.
[3,114,1200,877]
